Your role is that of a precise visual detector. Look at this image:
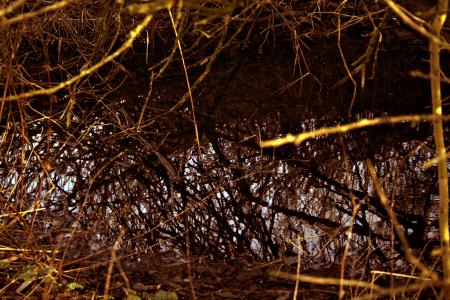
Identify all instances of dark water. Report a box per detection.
[0,36,448,277]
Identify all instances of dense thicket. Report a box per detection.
[0,1,448,298]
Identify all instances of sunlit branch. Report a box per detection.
[260,114,450,148]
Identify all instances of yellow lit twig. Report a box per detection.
[0,247,56,253]
[0,13,156,102]
[429,0,450,288]
[270,271,383,291]
[0,208,45,218]
[371,270,432,281]
[423,151,450,169]
[260,114,450,148]
[0,0,25,19]
[0,0,78,27]
[382,0,450,50]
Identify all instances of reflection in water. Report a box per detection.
[0,51,446,278]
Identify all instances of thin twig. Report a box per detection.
[260,114,450,148]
